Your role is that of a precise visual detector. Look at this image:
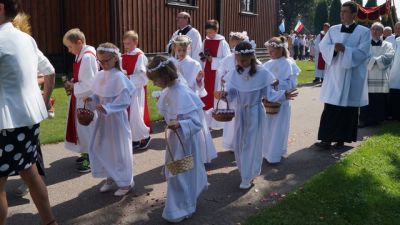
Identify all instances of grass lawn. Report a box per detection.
[296,60,315,85]
[40,61,315,144]
[245,122,400,225]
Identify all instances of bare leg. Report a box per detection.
[0,177,8,225]
[19,166,56,225]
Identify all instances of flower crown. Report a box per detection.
[172,34,192,45]
[147,58,173,73]
[264,41,285,48]
[229,31,249,41]
[234,40,257,55]
[97,47,120,56]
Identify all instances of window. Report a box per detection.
[167,0,195,6]
[241,0,257,14]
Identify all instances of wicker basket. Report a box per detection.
[77,103,94,126]
[212,88,235,122]
[165,128,194,176]
[263,99,281,114]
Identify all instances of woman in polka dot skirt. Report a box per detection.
[0,1,58,224]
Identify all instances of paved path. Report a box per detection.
[6,85,378,225]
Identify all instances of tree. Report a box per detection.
[314,0,329,33]
[365,0,377,7]
[280,0,316,33]
[328,0,342,26]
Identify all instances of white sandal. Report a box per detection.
[114,186,131,196]
[99,179,115,193]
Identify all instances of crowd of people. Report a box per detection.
[1,0,399,224]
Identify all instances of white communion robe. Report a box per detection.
[319,24,370,107]
[64,45,98,153]
[157,82,208,221]
[172,55,207,97]
[126,48,150,141]
[224,66,286,185]
[203,34,231,129]
[172,56,217,163]
[87,68,134,187]
[216,53,236,151]
[262,57,300,163]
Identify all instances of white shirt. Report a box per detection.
[0,22,48,129]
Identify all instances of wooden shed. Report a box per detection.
[19,0,279,72]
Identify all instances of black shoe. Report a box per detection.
[312,78,320,83]
[358,122,367,128]
[75,153,88,165]
[132,141,140,150]
[137,136,151,150]
[315,141,332,149]
[333,142,345,150]
[320,78,324,83]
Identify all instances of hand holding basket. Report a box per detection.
[165,127,194,176]
[212,87,235,122]
[77,102,94,126]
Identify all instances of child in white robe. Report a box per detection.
[122,30,151,150]
[171,35,217,163]
[216,31,249,152]
[63,28,98,173]
[84,43,134,196]
[215,41,298,189]
[147,56,208,223]
[201,19,231,129]
[262,37,300,163]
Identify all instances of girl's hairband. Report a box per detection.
[234,40,257,55]
[147,58,173,73]
[229,31,249,41]
[97,47,120,55]
[264,41,285,48]
[173,34,192,45]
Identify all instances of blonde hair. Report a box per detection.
[147,56,178,87]
[12,12,31,35]
[123,30,139,41]
[63,28,86,45]
[97,42,122,71]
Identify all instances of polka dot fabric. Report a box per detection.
[0,124,39,177]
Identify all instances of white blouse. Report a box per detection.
[0,22,48,129]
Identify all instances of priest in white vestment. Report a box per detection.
[315,1,370,149]
[359,22,394,127]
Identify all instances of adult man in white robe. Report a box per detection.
[166,12,202,63]
[383,26,392,40]
[313,23,330,83]
[388,32,400,121]
[315,1,370,149]
[359,22,394,127]
[385,22,400,49]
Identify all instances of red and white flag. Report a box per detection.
[294,20,304,33]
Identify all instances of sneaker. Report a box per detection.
[76,159,91,173]
[114,186,131,196]
[75,153,88,165]
[132,141,140,150]
[137,136,151,150]
[100,179,115,192]
[13,183,29,197]
[239,181,253,190]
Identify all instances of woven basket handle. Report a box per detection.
[164,126,188,161]
[215,85,229,110]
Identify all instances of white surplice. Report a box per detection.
[389,38,400,89]
[65,45,98,153]
[203,34,231,129]
[216,53,236,151]
[262,57,300,163]
[319,24,371,107]
[224,66,286,185]
[157,82,208,221]
[87,68,134,187]
[367,40,394,93]
[126,48,150,141]
[314,31,326,78]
